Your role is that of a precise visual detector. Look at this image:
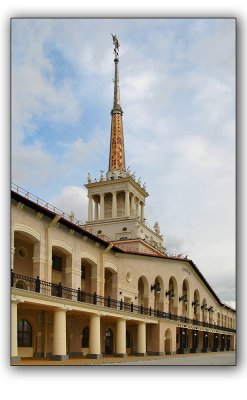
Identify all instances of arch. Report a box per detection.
[153,275,164,311]
[51,240,72,255]
[164,328,172,354]
[181,278,190,317]
[167,276,178,314]
[14,227,41,277]
[104,262,118,273]
[17,319,32,347]
[201,298,208,322]
[104,265,118,299]
[80,252,97,265]
[193,289,201,320]
[138,275,149,308]
[14,223,40,242]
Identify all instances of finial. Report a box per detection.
[111,34,120,59]
[87,173,92,183]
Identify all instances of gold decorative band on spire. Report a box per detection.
[108,34,126,174]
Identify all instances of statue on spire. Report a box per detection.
[111,34,120,58]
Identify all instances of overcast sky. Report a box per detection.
[11,18,236,307]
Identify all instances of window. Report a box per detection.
[52,255,62,271]
[126,331,131,348]
[82,327,89,347]
[18,319,32,347]
[18,246,28,258]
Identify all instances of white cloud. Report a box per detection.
[49,186,88,222]
[11,141,55,188]
[11,19,236,306]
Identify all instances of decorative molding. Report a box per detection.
[104,261,118,273]
[65,267,81,276]
[14,223,41,241]
[51,239,72,254]
[81,252,97,265]
[32,257,47,264]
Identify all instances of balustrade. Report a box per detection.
[11,271,236,334]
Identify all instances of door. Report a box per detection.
[105,328,114,354]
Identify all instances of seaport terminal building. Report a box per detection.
[11,38,236,362]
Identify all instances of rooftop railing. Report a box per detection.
[11,271,236,334]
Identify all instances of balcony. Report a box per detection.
[11,271,236,334]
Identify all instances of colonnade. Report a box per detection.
[88,190,145,222]
[11,301,147,361]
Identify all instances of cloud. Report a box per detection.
[49,186,88,222]
[11,141,55,188]
[11,19,236,306]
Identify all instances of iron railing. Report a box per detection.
[11,271,236,334]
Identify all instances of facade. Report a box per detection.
[11,37,236,363]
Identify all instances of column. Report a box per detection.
[136,199,140,218]
[87,315,102,358]
[88,195,93,221]
[140,202,145,222]
[115,319,127,357]
[94,198,99,220]
[136,322,146,356]
[130,195,135,217]
[112,191,117,218]
[11,229,15,270]
[125,191,130,217]
[100,193,105,220]
[50,309,68,360]
[11,299,21,362]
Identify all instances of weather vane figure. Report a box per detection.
[111,34,120,58]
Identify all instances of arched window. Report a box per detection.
[18,319,32,347]
[82,326,89,347]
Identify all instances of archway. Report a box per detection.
[51,245,72,296]
[180,279,190,317]
[201,298,208,323]
[192,290,200,321]
[167,277,178,314]
[164,329,172,354]
[153,276,164,312]
[138,276,149,308]
[13,230,40,279]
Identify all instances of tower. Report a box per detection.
[84,35,164,256]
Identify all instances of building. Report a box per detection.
[11,37,236,363]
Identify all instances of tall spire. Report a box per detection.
[108,35,126,174]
